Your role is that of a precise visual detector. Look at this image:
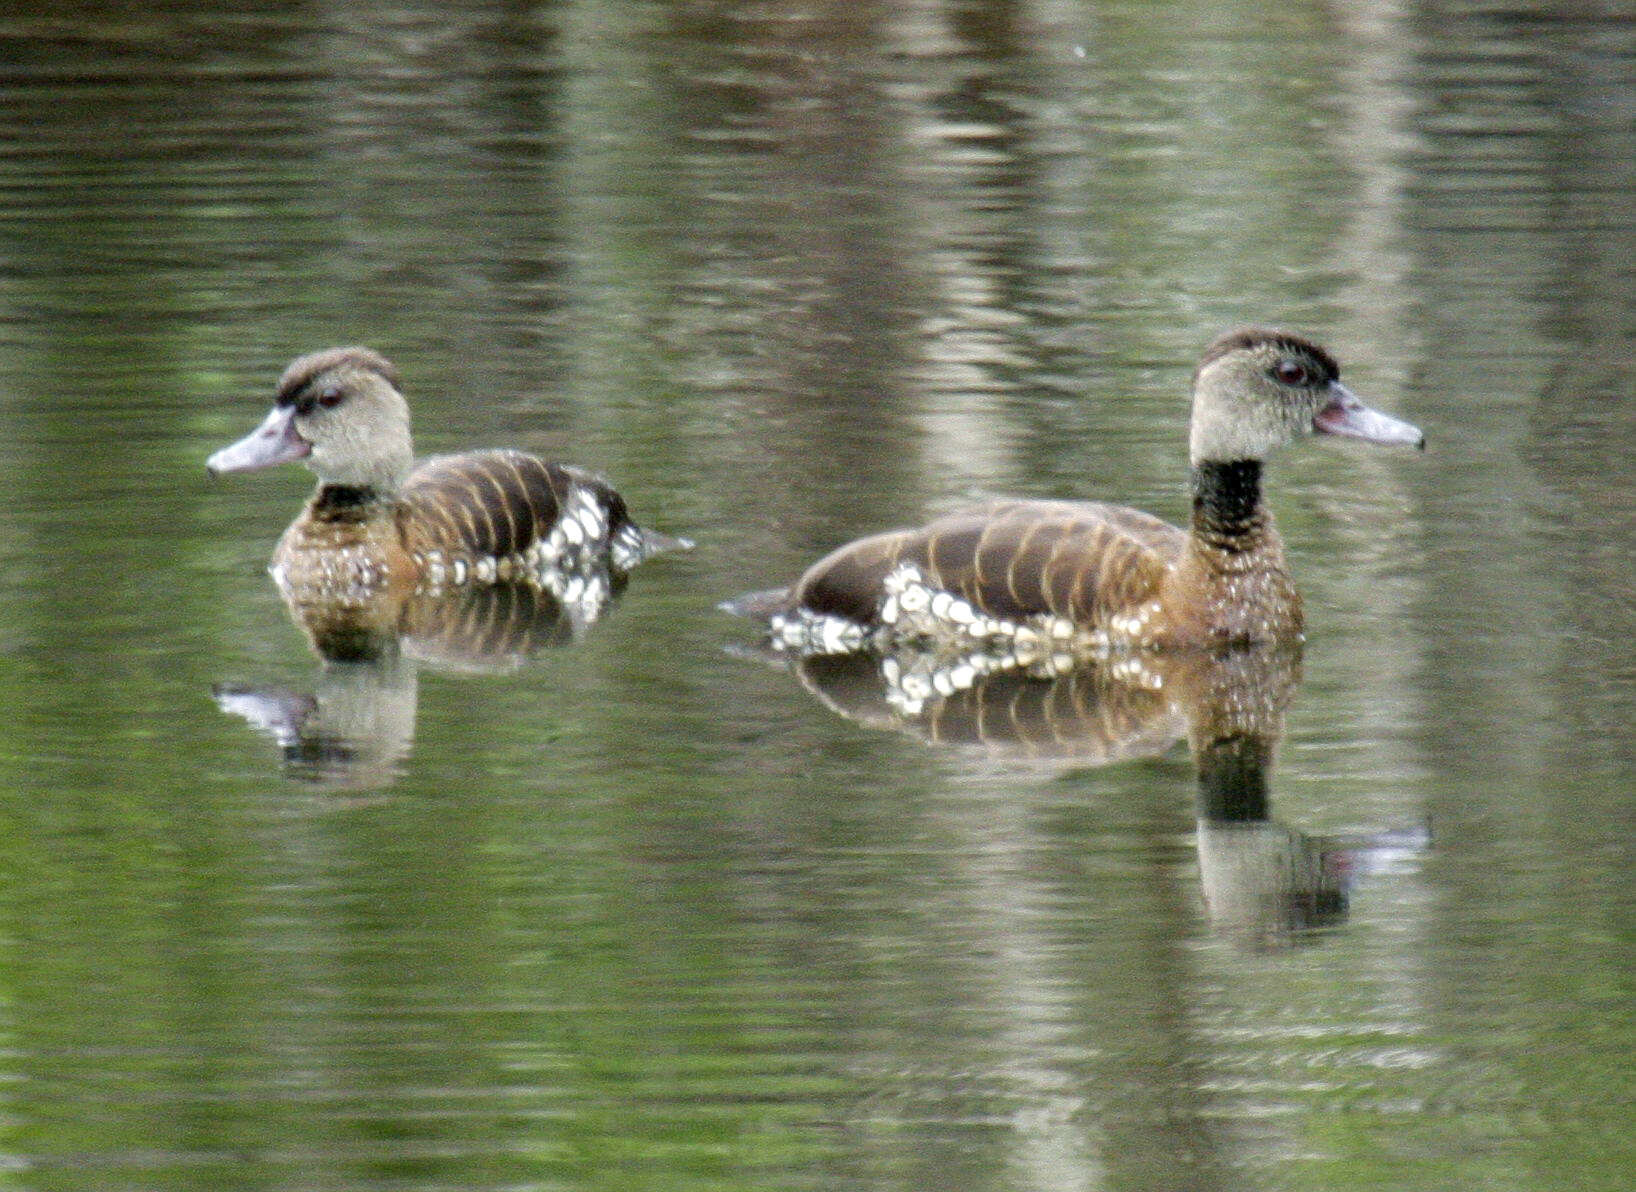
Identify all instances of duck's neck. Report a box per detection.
[310,484,396,523]
[1189,459,1267,549]
[1172,459,1302,643]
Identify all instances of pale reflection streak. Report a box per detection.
[886,0,1033,495]
[1317,0,1432,765]
[683,10,1094,1185]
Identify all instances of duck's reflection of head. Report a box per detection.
[216,577,610,788]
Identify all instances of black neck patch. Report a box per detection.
[312,485,385,518]
[1190,459,1264,547]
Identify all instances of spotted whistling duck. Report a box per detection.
[726,328,1423,657]
[207,347,689,602]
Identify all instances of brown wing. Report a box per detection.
[398,450,625,561]
[793,498,1185,625]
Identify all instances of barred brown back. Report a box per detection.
[397,450,625,561]
[794,498,1187,625]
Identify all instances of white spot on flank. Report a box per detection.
[768,610,868,656]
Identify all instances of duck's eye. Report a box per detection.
[316,386,345,409]
[1272,359,1309,386]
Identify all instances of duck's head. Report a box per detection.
[1188,328,1424,466]
[207,347,413,491]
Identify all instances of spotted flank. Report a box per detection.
[535,483,614,571]
[720,496,1192,669]
[874,642,1038,716]
[766,562,1112,666]
[539,565,616,638]
[873,645,1161,717]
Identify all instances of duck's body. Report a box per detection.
[729,328,1422,657]
[269,450,656,600]
[208,348,686,603]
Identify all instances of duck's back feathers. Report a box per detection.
[791,499,1185,628]
[399,450,615,565]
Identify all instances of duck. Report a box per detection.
[726,328,1423,656]
[207,347,689,602]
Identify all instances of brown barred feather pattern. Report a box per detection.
[398,450,625,563]
[790,650,1183,760]
[917,665,1182,760]
[398,581,582,662]
[794,499,1185,627]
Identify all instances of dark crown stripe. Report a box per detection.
[1195,327,1338,385]
[275,346,399,407]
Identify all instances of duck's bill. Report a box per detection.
[1313,383,1425,449]
[207,405,311,474]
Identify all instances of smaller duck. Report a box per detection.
[726,328,1423,658]
[208,347,689,602]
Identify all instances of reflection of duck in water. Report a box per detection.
[725,328,1421,660]
[769,637,1424,945]
[208,347,691,786]
[207,346,689,617]
[771,637,1297,764]
[214,579,597,788]
[215,653,418,791]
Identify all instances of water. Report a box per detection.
[1,1,1634,1188]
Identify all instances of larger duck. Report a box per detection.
[727,328,1423,656]
[207,347,688,602]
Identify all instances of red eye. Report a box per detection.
[1273,359,1309,386]
[317,386,345,408]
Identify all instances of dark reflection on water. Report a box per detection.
[1,1,1634,1190]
